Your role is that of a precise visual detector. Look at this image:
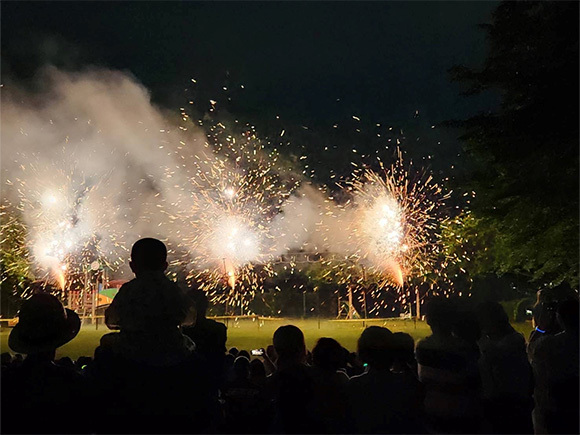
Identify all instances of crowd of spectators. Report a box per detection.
[1,238,578,434]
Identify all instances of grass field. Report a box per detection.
[0,318,534,360]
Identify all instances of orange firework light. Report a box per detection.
[334,148,455,312]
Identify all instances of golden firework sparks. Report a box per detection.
[169,122,300,312]
[329,148,457,312]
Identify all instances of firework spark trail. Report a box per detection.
[320,149,455,312]
[168,124,301,311]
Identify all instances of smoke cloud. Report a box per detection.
[1,67,350,280]
[1,67,208,277]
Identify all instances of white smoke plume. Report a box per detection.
[1,67,347,281]
[1,67,208,278]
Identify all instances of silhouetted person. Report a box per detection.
[182,288,227,386]
[183,289,227,354]
[528,283,577,364]
[345,349,365,377]
[102,238,194,365]
[222,356,268,433]
[2,294,87,434]
[311,338,349,433]
[56,355,75,370]
[531,299,579,434]
[416,297,483,434]
[249,358,268,388]
[453,305,482,354]
[391,331,425,432]
[348,326,423,434]
[477,301,533,434]
[391,332,418,375]
[91,238,217,433]
[265,325,317,433]
[313,337,348,375]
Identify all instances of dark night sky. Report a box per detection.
[2,1,500,180]
[2,2,499,119]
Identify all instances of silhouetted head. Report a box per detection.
[313,337,344,371]
[533,284,578,334]
[129,238,168,275]
[224,353,235,371]
[357,326,393,370]
[238,350,250,360]
[477,301,512,338]
[233,355,250,379]
[537,282,577,305]
[249,358,266,378]
[557,299,579,333]
[9,293,81,355]
[228,347,239,357]
[454,308,481,344]
[273,325,306,364]
[187,288,209,319]
[57,356,74,369]
[391,332,415,367]
[425,297,456,336]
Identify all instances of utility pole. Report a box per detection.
[415,286,421,320]
[302,291,306,319]
[347,286,353,320]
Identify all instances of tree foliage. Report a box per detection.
[0,204,34,316]
[447,1,579,289]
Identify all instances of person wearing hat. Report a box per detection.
[1,293,89,434]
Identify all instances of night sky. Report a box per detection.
[2,1,500,180]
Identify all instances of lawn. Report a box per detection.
[0,318,533,360]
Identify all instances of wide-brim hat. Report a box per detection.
[9,293,81,354]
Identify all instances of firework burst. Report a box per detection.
[332,149,454,311]
[171,124,300,312]
[6,152,126,296]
